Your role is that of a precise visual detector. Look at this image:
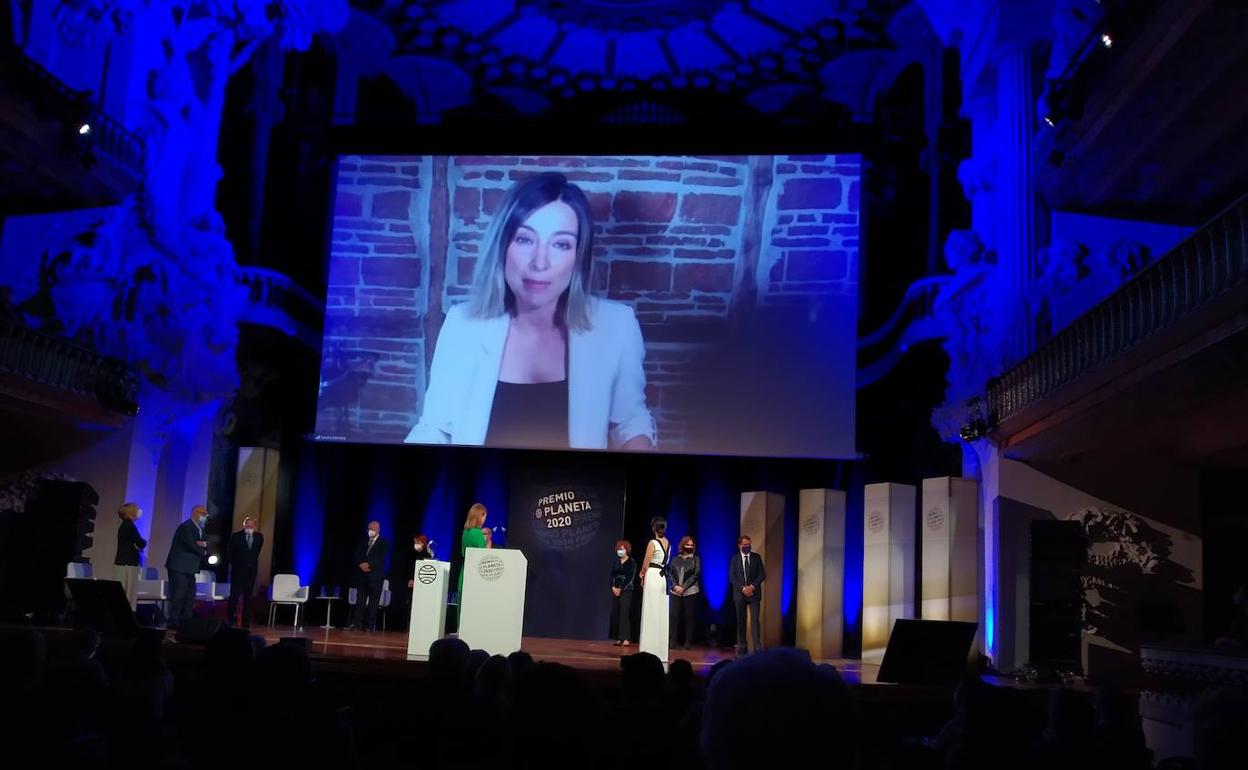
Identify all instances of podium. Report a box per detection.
[406,560,450,659]
[459,547,527,655]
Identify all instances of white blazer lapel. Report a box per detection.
[458,313,508,444]
[567,323,600,449]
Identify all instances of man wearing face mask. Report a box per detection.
[165,505,210,629]
[226,517,264,628]
[729,535,766,655]
[346,520,390,631]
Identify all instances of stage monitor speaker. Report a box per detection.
[175,616,223,645]
[65,578,139,639]
[1029,520,1083,671]
[877,618,978,686]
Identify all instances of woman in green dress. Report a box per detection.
[459,503,490,598]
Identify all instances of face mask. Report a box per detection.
[684,545,694,552]
[616,549,626,558]
[368,530,378,539]
[414,543,424,551]
[740,545,751,555]
[244,528,255,535]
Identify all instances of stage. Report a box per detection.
[250,625,883,681]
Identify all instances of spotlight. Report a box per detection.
[207,554,219,566]
[1044,115,1056,127]
[78,123,91,135]
[1100,33,1113,49]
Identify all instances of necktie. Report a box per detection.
[246,533,252,549]
[367,538,375,554]
[743,554,748,578]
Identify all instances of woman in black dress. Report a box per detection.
[610,539,637,646]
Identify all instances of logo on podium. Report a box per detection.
[417,563,438,585]
[926,508,945,532]
[478,554,505,582]
[868,510,885,534]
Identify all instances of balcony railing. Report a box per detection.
[0,319,140,414]
[2,44,144,179]
[987,194,1248,423]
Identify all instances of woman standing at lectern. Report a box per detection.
[459,503,489,600]
[394,534,434,631]
[610,539,637,646]
[638,516,670,660]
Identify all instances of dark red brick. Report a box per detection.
[482,188,505,216]
[455,187,481,221]
[609,261,672,292]
[613,192,677,223]
[458,257,477,284]
[679,193,741,226]
[336,191,363,217]
[772,237,830,247]
[682,176,742,187]
[674,263,734,293]
[324,311,419,339]
[327,257,361,285]
[458,156,520,165]
[619,169,681,182]
[588,192,613,221]
[362,257,422,288]
[359,383,416,411]
[786,250,848,282]
[848,180,860,212]
[522,157,585,167]
[656,160,718,172]
[777,178,842,210]
[372,190,411,220]
[372,243,419,255]
[674,248,734,260]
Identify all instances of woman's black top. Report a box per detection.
[611,558,637,591]
[484,380,569,449]
[114,518,146,566]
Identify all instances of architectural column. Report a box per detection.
[995,43,1039,360]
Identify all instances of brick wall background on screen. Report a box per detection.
[316,154,860,449]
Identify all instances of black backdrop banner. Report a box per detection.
[508,463,626,640]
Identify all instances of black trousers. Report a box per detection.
[613,589,633,641]
[168,570,196,626]
[350,572,384,629]
[734,597,761,652]
[227,573,256,626]
[670,593,698,646]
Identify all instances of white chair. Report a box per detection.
[195,570,231,603]
[347,579,391,630]
[136,567,168,612]
[268,573,309,628]
[65,562,94,579]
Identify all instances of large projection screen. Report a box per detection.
[314,154,859,459]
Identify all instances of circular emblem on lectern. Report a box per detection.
[417,563,438,585]
[801,515,821,536]
[927,508,946,532]
[477,554,505,582]
[867,510,885,534]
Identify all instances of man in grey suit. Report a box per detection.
[729,535,766,655]
[166,505,209,628]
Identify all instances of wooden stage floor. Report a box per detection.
[253,624,882,682]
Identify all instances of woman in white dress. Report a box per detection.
[638,516,670,660]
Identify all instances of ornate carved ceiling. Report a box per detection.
[350,0,920,114]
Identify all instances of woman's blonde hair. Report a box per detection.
[464,503,488,530]
[117,502,139,520]
[467,172,596,331]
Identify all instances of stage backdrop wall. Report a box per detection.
[507,463,626,639]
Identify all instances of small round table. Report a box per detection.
[317,595,340,629]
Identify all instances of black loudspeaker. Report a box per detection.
[877,619,979,686]
[65,578,139,639]
[1029,520,1084,671]
[175,616,223,645]
[17,481,100,619]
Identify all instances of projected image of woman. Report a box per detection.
[405,172,656,450]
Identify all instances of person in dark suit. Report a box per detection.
[346,520,389,631]
[226,516,263,628]
[113,502,147,610]
[729,535,766,655]
[165,505,209,628]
